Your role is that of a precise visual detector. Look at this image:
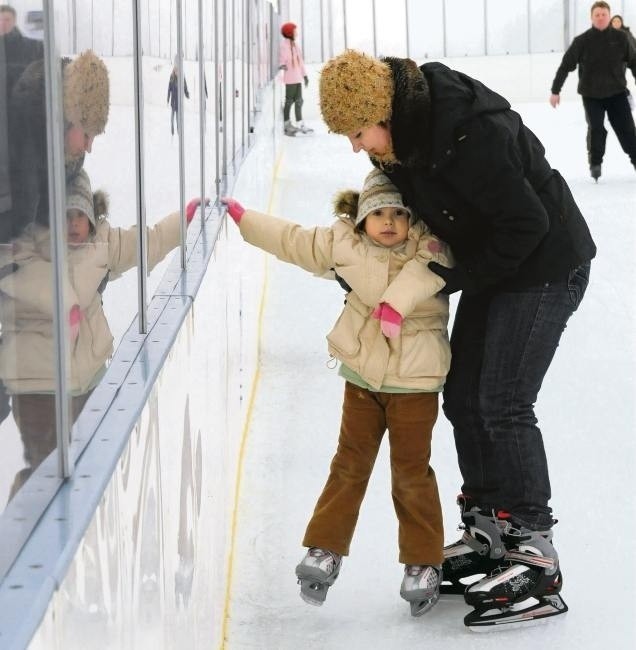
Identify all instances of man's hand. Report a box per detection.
[549,93,560,108]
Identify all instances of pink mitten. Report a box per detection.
[372,302,403,338]
[69,304,83,342]
[220,196,245,224]
[185,197,210,224]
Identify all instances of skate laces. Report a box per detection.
[308,547,340,563]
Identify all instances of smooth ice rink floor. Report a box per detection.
[223,100,636,649]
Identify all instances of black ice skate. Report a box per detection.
[441,495,508,595]
[295,547,341,606]
[400,565,441,616]
[463,521,568,629]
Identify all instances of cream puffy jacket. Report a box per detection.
[0,213,180,394]
[239,209,454,391]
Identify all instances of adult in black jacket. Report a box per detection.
[550,1,636,180]
[319,48,595,625]
[0,4,43,94]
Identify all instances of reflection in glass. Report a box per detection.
[0,45,109,503]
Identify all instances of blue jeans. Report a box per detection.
[442,263,591,530]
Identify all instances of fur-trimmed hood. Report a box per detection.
[380,58,510,169]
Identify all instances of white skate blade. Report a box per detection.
[298,578,329,606]
[299,587,326,607]
[407,592,440,617]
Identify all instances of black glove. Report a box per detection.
[304,75,309,87]
[429,262,478,295]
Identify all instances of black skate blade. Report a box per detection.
[464,594,568,630]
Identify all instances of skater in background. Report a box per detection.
[167,65,189,136]
[319,48,596,627]
[550,1,636,181]
[0,168,203,500]
[222,168,453,616]
[279,22,312,136]
[611,13,636,47]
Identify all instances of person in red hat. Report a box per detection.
[279,21,312,136]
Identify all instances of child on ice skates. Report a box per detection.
[222,168,453,616]
[279,22,312,136]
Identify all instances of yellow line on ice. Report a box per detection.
[219,147,284,649]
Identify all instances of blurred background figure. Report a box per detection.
[0,4,43,94]
[167,64,189,136]
[611,13,636,47]
[279,21,312,136]
[550,1,636,181]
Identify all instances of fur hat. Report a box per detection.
[319,49,394,134]
[334,168,410,227]
[63,50,109,136]
[66,169,108,227]
[11,50,109,142]
[281,22,296,38]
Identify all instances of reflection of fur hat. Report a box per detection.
[281,22,296,38]
[320,50,393,134]
[66,169,108,228]
[334,168,410,227]
[63,50,109,136]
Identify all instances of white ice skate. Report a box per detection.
[295,547,341,606]
[296,122,314,135]
[400,565,441,616]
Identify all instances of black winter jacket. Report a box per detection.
[0,28,43,95]
[551,26,636,98]
[375,58,596,293]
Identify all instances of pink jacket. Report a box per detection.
[279,38,306,85]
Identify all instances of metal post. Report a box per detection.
[301,0,305,53]
[43,0,71,477]
[215,0,221,196]
[372,0,377,57]
[232,0,236,163]
[405,0,410,59]
[222,0,228,176]
[320,0,324,62]
[343,0,347,50]
[71,0,77,53]
[242,0,246,147]
[527,0,531,54]
[563,0,571,48]
[484,0,488,56]
[247,0,253,136]
[132,0,148,332]
[442,0,447,57]
[176,0,186,268]
[198,0,206,227]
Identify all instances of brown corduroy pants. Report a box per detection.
[303,382,444,565]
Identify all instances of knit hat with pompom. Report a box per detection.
[66,169,109,228]
[333,168,410,227]
[281,22,296,39]
[319,49,393,134]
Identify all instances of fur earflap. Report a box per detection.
[92,190,109,221]
[333,190,359,220]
